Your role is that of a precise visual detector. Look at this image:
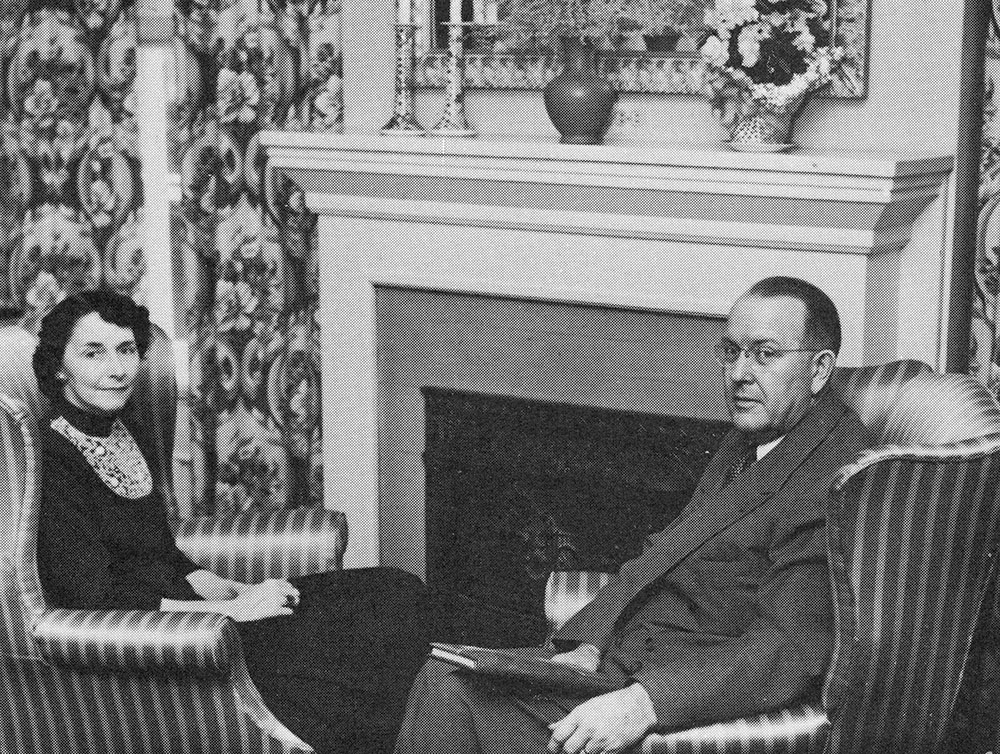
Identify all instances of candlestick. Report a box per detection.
[397,0,411,25]
[381,23,426,136]
[484,0,498,24]
[472,0,483,24]
[449,0,462,22]
[428,22,477,137]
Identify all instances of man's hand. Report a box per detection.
[547,683,657,754]
[549,643,601,672]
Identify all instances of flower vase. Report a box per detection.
[725,96,803,152]
[543,37,617,145]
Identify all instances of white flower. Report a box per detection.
[791,17,815,51]
[818,53,831,78]
[700,35,729,67]
[737,23,769,68]
[711,0,758,30]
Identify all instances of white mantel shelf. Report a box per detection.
[263,131,952,258]
[261,130,954,568]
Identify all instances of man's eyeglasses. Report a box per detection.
[713,341,818,368]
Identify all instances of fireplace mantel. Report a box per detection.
[261,131,954,569]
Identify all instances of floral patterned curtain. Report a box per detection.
[953,13,1000,750]
[973,12,1000,392]
[171,0,341,514]
[1,0,142,330]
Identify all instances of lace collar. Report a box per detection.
[51,413,153,500]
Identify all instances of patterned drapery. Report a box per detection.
[171,0,341,514]
[0,0,143,331]
[973,14,1000,391]
[960,16,1000,747]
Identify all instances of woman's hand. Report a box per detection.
[186,570,245,600]
[221,578,300,623]
[550,643,601,672]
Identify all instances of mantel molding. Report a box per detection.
[263,132,953,256]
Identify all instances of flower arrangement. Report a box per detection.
[699,0,842,122]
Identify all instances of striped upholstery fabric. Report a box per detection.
[828,359,933,444]
[542,364,1000,754]
[34,609,236,674]
[175,508,348,582]
[822,383,1000,753]
[643,703,829,754]
[545,570,612,635]
[0,364,343,749]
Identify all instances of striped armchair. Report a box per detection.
[0,326,348,753]
[544,361,1000,753]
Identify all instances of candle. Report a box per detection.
[472,0,483,24]
[450,0,461,23]
[397,0,411,25]
[484,0,497,23]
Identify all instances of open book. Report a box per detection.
[430,643,628,695]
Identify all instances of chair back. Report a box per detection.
[822,373,1000,754]
[0,394,47,664]
[828,360,933,445]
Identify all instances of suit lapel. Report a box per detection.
[580,394,848,639]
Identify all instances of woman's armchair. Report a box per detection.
[0,325,347,753]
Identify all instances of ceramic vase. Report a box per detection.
[725,95,804,152]
[543,36,617,145]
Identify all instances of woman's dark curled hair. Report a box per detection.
[33,289,152,403]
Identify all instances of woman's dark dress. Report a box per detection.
[37,397,428,754]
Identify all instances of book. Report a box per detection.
[429,643,628,695]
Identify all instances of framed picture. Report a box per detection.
[415,0,870,96]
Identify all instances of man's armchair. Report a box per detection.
[543,361,1000,753]
[0,325,347,753]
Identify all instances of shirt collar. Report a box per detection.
[50,396,117,438]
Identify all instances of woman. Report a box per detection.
[35,289,428,754]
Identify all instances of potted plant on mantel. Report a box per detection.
[699,0,842,151]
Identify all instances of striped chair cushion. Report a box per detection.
[34,609,236,675]
[175,508,348,582]
[545,570,612,635]
[823,433,1000,754]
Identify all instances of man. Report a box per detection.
[394,277,865,754]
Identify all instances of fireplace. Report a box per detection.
[374,285,729,580]
[422,387,727,646]
[262,131,954,572]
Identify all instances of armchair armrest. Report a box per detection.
[644,702,829,753]
[34,608,236,675]
[175,507,348,582]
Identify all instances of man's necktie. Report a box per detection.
[723,445,757,487]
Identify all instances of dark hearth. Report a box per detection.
[423,388,728,647]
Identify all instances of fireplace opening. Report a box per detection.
[423,387,728,647]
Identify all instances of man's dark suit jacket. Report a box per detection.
[551,391,865,732]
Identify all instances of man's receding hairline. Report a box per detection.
[730,293,831,351]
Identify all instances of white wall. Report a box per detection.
[343,0,970,154]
